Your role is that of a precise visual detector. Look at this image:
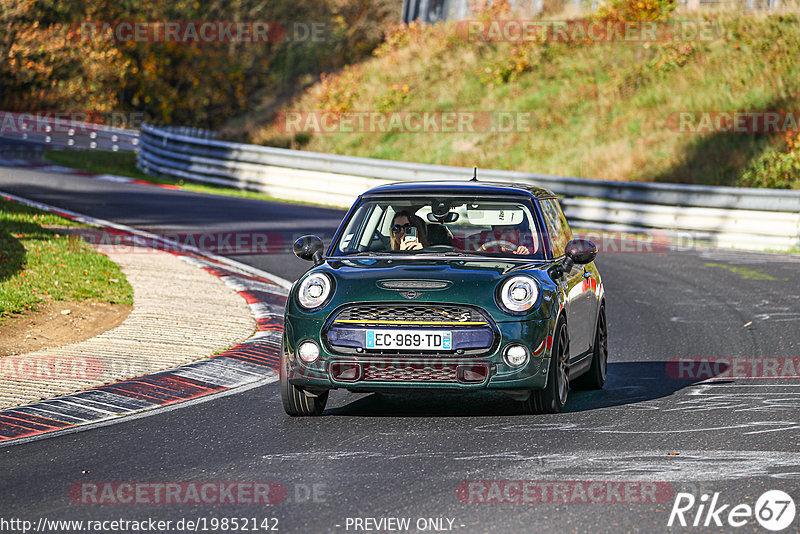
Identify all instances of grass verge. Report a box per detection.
[243,10,800,188]
[0,198,133,319]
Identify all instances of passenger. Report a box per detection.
[390,211,429,251]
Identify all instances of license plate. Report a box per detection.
[366,330,452,350]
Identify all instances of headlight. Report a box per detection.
[499,275,539,313]
[297,272,332,310]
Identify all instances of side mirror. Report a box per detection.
[293,235,324,265]
[549,238,597,280]
[565,238,597,265]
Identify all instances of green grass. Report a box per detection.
[705,262,777,280]
[240,11,800,189]
[44,150,338,207]
[46,150,151,180]
[0,199,133,317]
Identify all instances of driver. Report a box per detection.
[390,211,429,251]
[476,224,534,255]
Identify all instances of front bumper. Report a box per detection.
[284,316,552,391]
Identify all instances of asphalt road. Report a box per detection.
[1,165,799,533]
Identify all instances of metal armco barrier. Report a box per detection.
[138,123,800,251]
[0,111,139,151]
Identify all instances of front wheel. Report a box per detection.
[523,318,569,414]
[280,348,328,416]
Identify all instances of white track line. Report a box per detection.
[0,189,292,290]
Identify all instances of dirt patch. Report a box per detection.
[0,300,132,357]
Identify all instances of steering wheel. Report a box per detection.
[481,239,517,252]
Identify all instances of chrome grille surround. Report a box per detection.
[333,303,487,324]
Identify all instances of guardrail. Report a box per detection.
[0,111,139,151]
[138,123,800,251]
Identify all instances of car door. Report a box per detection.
[539,198,594,357]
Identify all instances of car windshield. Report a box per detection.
[332,196,545,259]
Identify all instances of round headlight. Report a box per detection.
[298,340,320,363]
[297,273,332,309]
[500,275,539,313]
[504,344,529,367]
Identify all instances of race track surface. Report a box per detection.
[1,166,799,533]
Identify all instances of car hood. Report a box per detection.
[296,257,555,321]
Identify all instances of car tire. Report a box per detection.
[524,318,569,414]
[572,304,607,391]
[280,347,328,416]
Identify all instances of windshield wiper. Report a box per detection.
[415,251,474,257]
[343,251,393,256]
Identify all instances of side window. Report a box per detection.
[338,204,386,252]
[539,198,572,257]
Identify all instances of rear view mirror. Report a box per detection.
[426,212,459,223]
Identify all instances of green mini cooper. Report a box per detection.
[281,180,607,416]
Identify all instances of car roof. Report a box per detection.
[362,180,557,198]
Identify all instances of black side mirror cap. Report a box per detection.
[549,239,597,280]
[565,238,597,265]
[293,235,325,265]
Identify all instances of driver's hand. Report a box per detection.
[513,245,529,255]
[401,241,423,250]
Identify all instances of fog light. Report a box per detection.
[298,340,320,363]
[457,364,489,384]
[330,362,361,382]
[504,344,529,367]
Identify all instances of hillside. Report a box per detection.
[236,7,800,188]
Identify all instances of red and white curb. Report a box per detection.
[0,191,291,447]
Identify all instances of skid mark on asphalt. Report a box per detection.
[494,450,800,481]
[475,420,800,435]
[257,449,800,481]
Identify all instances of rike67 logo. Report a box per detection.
[668,490,796,531]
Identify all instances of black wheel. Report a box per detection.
[572,304,608,390]
[280,346,328,416]
[524,318,569,414]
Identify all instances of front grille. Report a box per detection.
[377,280,451,290]
[334,304,486,324]
[361,362,458,382]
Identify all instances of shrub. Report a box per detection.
[595,0,677,22]
[738,132,800,189]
